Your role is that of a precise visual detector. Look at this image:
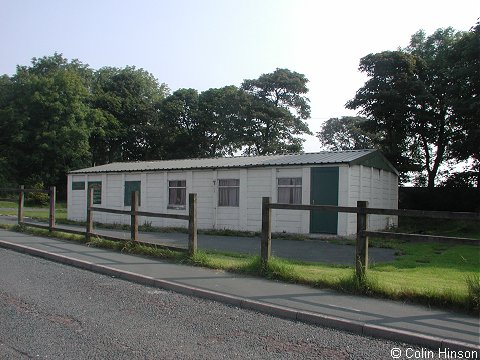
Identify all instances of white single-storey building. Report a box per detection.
[67,149,398,236]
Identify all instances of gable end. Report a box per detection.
[349,151,398,175]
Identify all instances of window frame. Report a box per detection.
[168,180,187,209]
[218,179,240,207]
[72,181,85,191]
[277,177,302,205]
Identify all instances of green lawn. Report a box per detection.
[0,200,18,208]
[367,242,479,304]
[397,216,480,240]
[0,201,67,220]
[0,200,67,209]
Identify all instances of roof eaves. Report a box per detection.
[68,150,379,175]
[72,160,356,175]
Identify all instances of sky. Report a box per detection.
[1,0,478,152]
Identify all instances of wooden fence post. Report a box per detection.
[356,200,369,279]
[18,185,24,224]
[49,186,56,232]
[131,191,139,242]
[86,187,94,240]
[188,193,197,256]
[261,196,272,268]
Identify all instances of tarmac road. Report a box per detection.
[0,248,437,360]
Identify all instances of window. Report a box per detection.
[88,181,102,205]
[168,180,186,207]
[218,179,240,207]
[277,178,302,204]
[124,181,141,206]
[72,181,85,190]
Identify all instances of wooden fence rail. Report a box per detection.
[2,186,197,256]
[0,188,50,194]
[3,186,478,274]
[8,185,57,231]
[262,197,479,279]
[89,207,190,220]
[86,186,197,255]
[268,203,480,220]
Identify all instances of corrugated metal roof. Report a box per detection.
[70,149,391,174]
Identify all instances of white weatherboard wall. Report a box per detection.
[343,165,398,235]
[67,164,398,236]
[68,166,309,234]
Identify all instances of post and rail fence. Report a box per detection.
[0,185,197,255]
[85,186,198,255]
[1,186,479,275]
[0,186,57,231]
[261,197,480,279]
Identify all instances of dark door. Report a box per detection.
[310,167,339,234]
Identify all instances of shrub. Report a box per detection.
[26,183,49,206]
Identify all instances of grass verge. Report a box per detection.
[1,222,478,315]
[0,200,67,209]
[396,217,480,240]
[0,203,67,221]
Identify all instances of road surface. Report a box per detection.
[0,248,443,359]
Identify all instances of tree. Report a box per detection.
[90,66,169,163]
[317,116,375,151]
[198,86,250,156]
[0,75,16,186]
[347,27,477,188]
[241,68,312,155]
[157,88,203,159]
[158,83,303,159]
[0,54,93,192]
[446,21,480,187]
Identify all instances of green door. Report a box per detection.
[310,167,339,234]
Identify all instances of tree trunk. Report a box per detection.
[427,171,436,189]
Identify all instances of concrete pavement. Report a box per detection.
[0,227,478,352]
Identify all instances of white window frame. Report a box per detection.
[277,177,302,204]
[218,179,240,207]
[168,180,186,209]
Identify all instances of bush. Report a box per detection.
[26,183,50,206]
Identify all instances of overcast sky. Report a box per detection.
[1,0,478,152]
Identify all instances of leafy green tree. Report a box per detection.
[317,116,375,151]
[157,86,251,159]
[90,66,169,162]
[241,68,311,155]
[157,88,202,159]
[346,51,423,180]
[446,21,480,187]
[198,86,250,156]
[0,75,16,186]
[347,27,477,188]
[0,54,93,192]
